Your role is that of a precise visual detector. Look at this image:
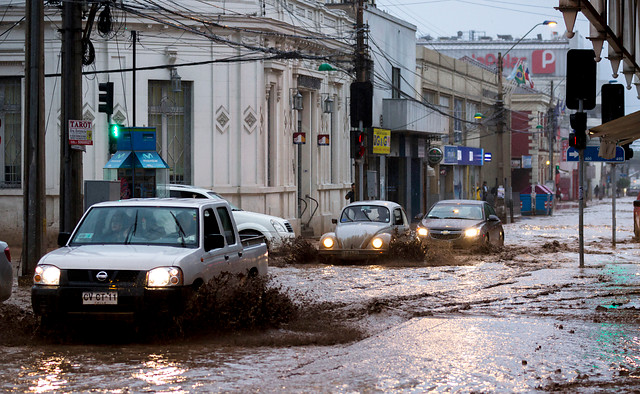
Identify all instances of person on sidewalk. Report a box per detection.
[345,183,355,203]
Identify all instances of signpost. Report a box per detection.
[566,146,625,162]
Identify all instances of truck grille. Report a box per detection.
[65,269,142,285]
[284,221,294,233]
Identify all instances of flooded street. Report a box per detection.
[2,197,640,392]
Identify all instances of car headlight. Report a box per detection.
[147,267,183,287]
[464,228,480,238]
[34,265,61,286]
[270,219,287,233]
[372,237,384,249]
[417,227,428,237]
[322,237,334,249]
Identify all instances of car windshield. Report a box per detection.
[340,205,391,223]
[426,204,483,220]
[70,206,199,247]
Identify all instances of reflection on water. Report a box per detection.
[29,356,69,393]
[132,353,187,390]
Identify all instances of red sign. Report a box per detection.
[532,50,556,74]
[317,134,330,145]
[293,132,306,145]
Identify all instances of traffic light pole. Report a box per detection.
[578,99,584,268]
[612,163,617,246]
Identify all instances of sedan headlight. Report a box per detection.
[34,265,61,286]
[322,237,334,249]
[416,227,428,237]
[270,219,287,233]
[464,228,480,238]
[371,237,384,249]
[147,267,183,287]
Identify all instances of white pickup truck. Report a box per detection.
[31,198,268,321]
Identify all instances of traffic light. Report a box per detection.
[350,81,373,128]
[601,83,624,123]
[98,82,114,114]
[356,131,366,158]
[108,123,120,154]
[569,112,588,150]
[623,143,634,160]
[566,49,596,110]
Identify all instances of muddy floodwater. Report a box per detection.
[1,197,640,392]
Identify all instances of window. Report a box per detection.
[0,78,21,187]
[422,90,436,105]
[392,67,401,99]
[216,206,236,245]
[148,81,192,185]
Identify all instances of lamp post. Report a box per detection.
[496,20,557,223]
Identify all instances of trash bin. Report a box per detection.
[520,185,553,216]
[520,193,532,216]
[634,196,640,238]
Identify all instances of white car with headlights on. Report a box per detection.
[31,198,267,322]
[318,201,410,262]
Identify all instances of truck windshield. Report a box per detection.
[70,206,199,247]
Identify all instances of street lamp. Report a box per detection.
[496,20,557,223]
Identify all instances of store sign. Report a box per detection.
[372,128,390,154]
[293,132,306,144]
[427,147,443,166]
[68,120,93,145]
[442,145,483,166]
[317,134,330,146]
[522,155,532,168]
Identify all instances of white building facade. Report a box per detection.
[0,0,355,246]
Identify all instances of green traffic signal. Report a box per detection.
[108,124,121,154]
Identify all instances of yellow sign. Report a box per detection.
[372,128,390,154]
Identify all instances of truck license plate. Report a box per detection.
[82,291,118,305]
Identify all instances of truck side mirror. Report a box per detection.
[332,218,337,224]
[204,233,225,252]
[58,232,71,247]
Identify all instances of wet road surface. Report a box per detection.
[1,197,640,392]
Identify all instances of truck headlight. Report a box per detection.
[322,237,334,248]
[34,265,60,286]
[464,228,480,238]
[372,237,384,249]
[147,267,183,287]
[417,227,428,237]
[270,220,287,233]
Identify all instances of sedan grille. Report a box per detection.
[430,230,463,241]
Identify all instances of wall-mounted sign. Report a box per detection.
[442,145,483,166]
[427,147,443,166]
[293,132,306,144]
[484,152,492,162]
[522,155,532,168]
[372,128,390,154]
[69,120,93,145]
[317,134,330,146]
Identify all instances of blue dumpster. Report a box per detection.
[520,185,553,216]
[520,193,532,215]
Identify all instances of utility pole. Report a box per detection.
[60,0,84,233]
[22,0,47,280]
[496,52,511,223]
[548,80,555,183]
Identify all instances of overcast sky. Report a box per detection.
[373,0,640,112]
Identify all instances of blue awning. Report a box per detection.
[134,151,169,169]
[104,151,169,169]
[104,150,133,169]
